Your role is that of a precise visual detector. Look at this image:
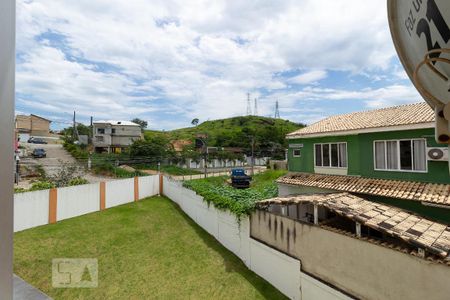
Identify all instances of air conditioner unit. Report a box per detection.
[427,148,449,161]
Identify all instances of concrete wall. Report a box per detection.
[14,190,49,232]
[14,175,160,232]
[57,183,100,221]
[105,178,135,208]
[250,210,450,300]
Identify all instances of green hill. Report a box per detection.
[145,116,305,159]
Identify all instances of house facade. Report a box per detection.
[282,102,450,223]
[93,121,142,153]
[15,114,51,140]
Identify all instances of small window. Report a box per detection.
[112,128,116,134]
[293,149,301,157]
[97,128,105,134]
[96,136,104,142]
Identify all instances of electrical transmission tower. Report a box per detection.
[274,100,280,118]
[254,98,258,116]
[246,93,252,115]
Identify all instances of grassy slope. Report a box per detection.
[14,197,287,300]
[145,115,304,148]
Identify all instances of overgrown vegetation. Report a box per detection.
[145,116,304,159]
[183,170,287,217]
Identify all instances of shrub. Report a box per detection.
[29,181,56,191]
[68,177,89,186]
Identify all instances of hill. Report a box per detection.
[145,116,305,159]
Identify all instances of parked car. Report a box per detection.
[28,137,47,144]
[230,168,252,189]
[32,148,47,158]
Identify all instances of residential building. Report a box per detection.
[93,121,142,153]
[282,102,450,223]
[15,114,51,140]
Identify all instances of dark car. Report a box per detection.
[230,168,252,189]
[32,148,47,158]
[28,137,47,144]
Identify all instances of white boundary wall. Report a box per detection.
[163,177,301,299]
[14,175,160,232]
[14,190,49,232]
[57,183,100,221]
[105,178,135,208]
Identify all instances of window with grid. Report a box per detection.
[314,143,347,168]
[374,139,426,172]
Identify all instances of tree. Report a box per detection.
[191,118,199,127]
[130,135,174,160]
[131,118,148,130]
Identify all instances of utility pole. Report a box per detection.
[251,136,255,176]
[0,0,15,297]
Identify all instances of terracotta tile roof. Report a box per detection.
[287,102,434,138]
[277,173,450,206]
[258,193,450,258]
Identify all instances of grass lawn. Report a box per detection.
[14,196,287,300]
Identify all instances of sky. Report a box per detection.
[16,0,423,130]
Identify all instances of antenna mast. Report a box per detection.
[274,100,280,118]
[246,93,252,116]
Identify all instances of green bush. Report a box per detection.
[29,181,56,191]
[68,177,89,186]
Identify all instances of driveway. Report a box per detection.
[20,143,109,183]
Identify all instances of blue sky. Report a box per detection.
[16,0,422,131]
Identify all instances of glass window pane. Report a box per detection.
[339,143,347,167]
[400,140,412,170]
[293,149,301,157]
[375,142,386,169]
[315,145,322,167]
[322,144,330,167]
[413,140,426,171]
[386,141,398,170]
[331,144,339,167]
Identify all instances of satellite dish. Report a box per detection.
[388,0,450,143]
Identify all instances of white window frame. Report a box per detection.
[373,138,428,173]
[293,148,301,157]
[313,142,348,169]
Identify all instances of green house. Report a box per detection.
[281,102,450,223]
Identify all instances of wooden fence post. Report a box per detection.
[159,174,164,196]
[134,177,139,202]
[100,182,106,210]
[49,188,57,224]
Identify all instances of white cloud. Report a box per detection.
[16,0,415,129]
[288,70,327,85]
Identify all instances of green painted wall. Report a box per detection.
[288,128,450,184]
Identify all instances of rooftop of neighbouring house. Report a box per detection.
[94,120,140,126]
[257,192,450,259]
[277,173,450,207]
[287,102,434,138]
